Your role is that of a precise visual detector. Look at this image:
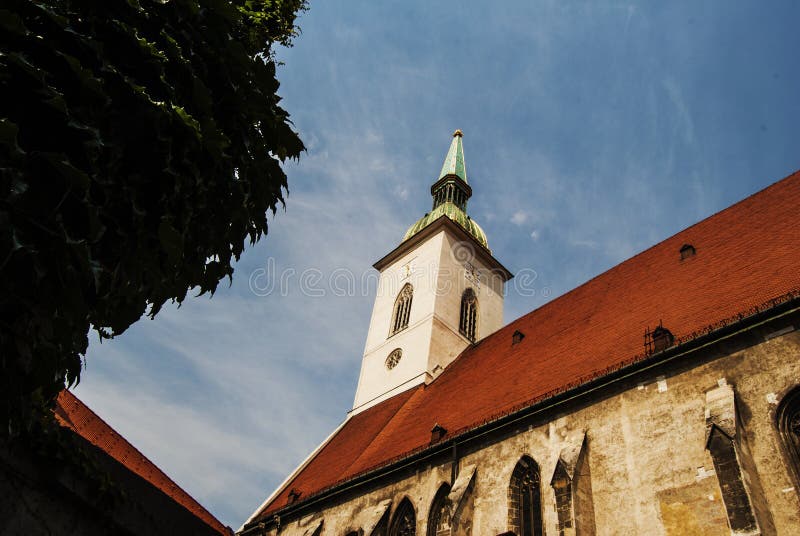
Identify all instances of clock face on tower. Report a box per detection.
[385,349,402,370]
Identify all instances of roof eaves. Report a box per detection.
[375,215,513,280]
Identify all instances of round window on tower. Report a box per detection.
[385,348,402,370]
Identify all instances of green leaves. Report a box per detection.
[0,0,306,435]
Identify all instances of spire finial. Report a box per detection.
[438,130,467,184]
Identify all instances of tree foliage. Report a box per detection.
[0,0,306,434]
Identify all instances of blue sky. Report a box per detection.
[74,1,800,529]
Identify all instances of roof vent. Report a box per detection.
[645,322,675,354]
[512,330,525,345]
[652,326,674,352]
[680,244,696,260]
[430,423,447,443]
[287,488,302,504]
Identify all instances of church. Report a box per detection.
[238,131,800,535]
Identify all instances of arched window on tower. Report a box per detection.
[459,288,478,342]
[508,456,543,536]
[390,284,413,336]
[389,497,416,536]
[427,484,451,536]
[777,385,800,486]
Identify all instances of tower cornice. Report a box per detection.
[374,215,513,281]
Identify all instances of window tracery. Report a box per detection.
[389,498,416,536]
[508,456,543,536]
[427,484,451,536]
[390,284,413,336]
[459,288,478,342]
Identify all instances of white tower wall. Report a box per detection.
[352,225,506,414]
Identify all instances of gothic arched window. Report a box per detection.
[777,386,800,486]
[427,484,451,536]
[390,284,413,336]
[508,456,543,536]
[389,498,416,536]
[459,288,478,342]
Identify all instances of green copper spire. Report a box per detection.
[402,130,489,250]
[438,129,468,183]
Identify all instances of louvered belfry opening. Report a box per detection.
[430,129,471,213]
[460,288,478,342]
[390,284,413,336]
[432,180,469,211]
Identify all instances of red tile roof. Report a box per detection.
[256,169,800,519]
[55,390,230,535]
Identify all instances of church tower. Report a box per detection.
[352,131,513,414]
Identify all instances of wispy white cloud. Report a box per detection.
[662,76,695,145]
[511,210,528,226]
[394,184,410,201]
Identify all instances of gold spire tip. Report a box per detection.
[453,129,463,138]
